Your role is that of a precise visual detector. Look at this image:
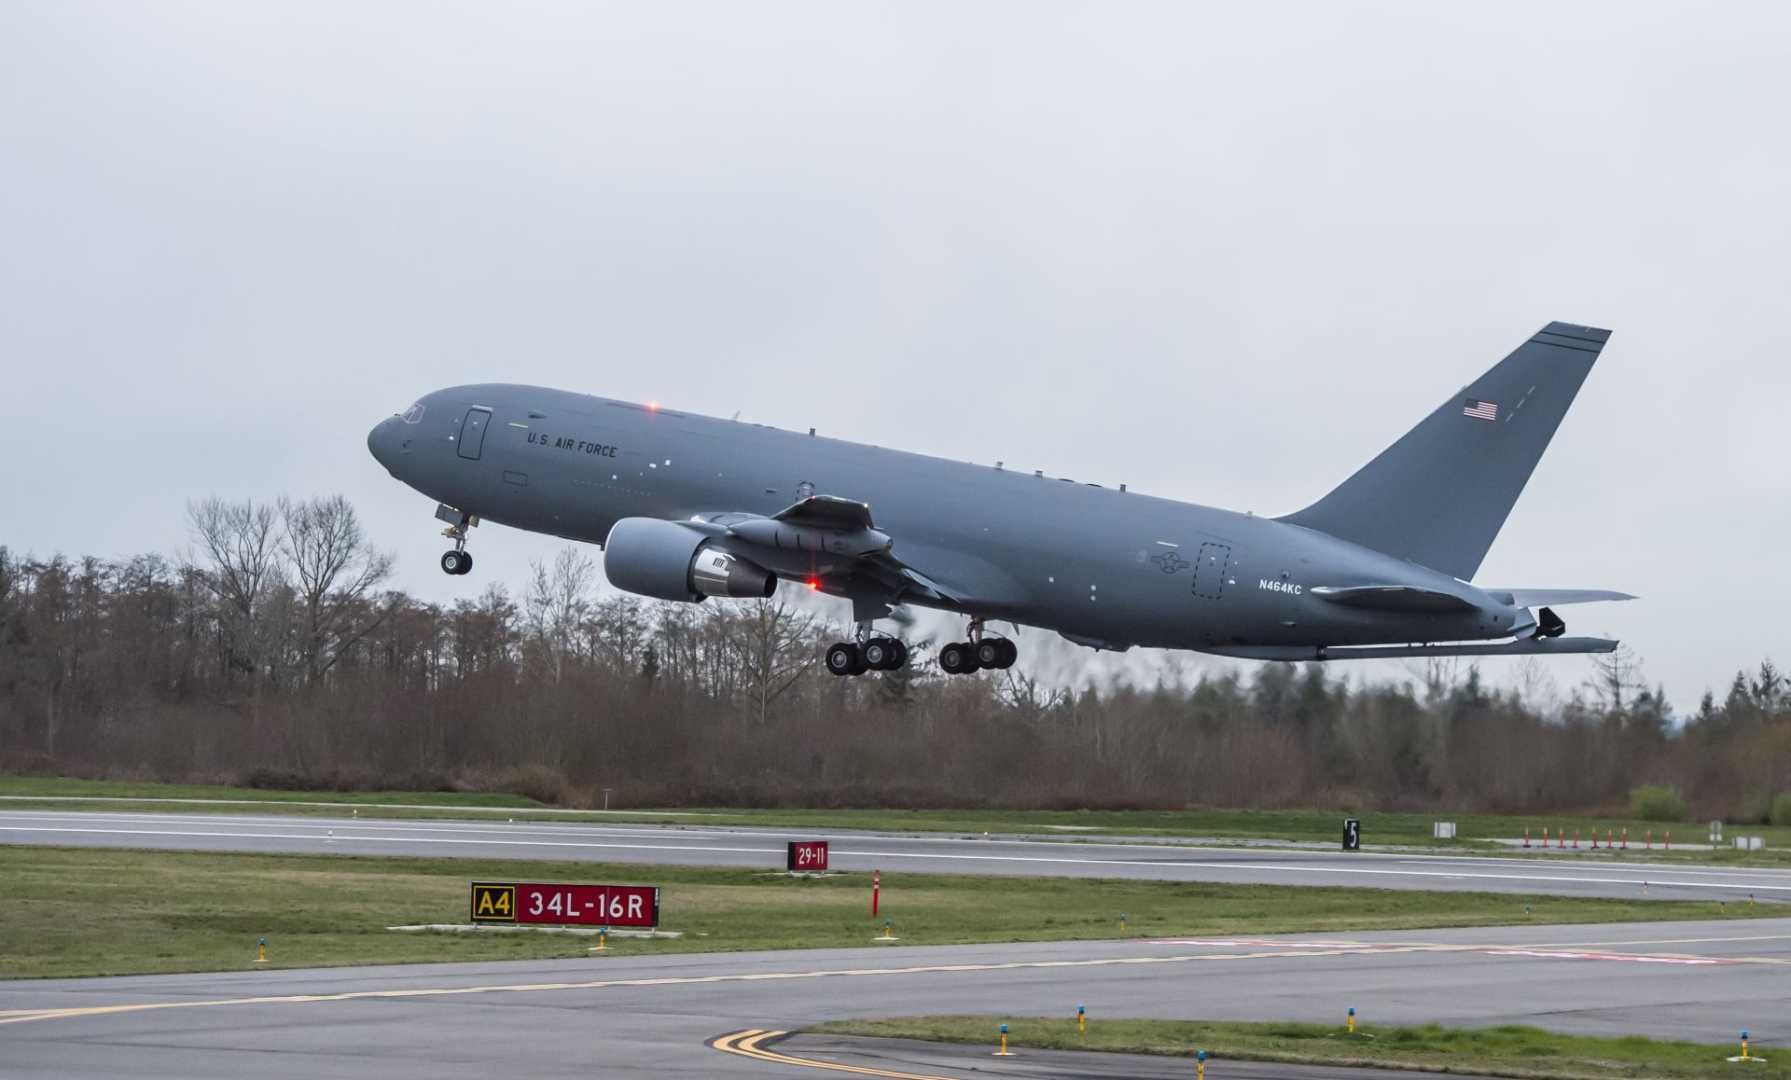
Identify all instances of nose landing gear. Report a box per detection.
[437,505,477,576]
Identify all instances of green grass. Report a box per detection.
[0,845,1782,979]
[6,775,1788,864]
[811,1017,1788,1079]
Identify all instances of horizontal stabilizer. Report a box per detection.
[1207,636,1619,661]
[1310,585,1477,613]
[1486,588,1637,607]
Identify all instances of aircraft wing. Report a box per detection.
[773,494,877,532]
[860,550,965,604]
[1484,588,1638,607]
[707,496,965,605]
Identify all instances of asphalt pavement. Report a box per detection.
[4,919,1786,1079]
[3,808,1788,902]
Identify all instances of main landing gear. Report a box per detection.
[439,509,474,576]
[826,635,908,677]
[938,618,1017,676]
[937,637,1017,675]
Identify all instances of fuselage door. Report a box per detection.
[458,407,492,460]
[1193,542,1232,600]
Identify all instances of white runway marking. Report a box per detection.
[1144,937,1759,966]
[7,933,1777,1030]
[5,820,1790,893]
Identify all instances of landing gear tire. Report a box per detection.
[938,641,980,675]
[441,550,473,576]
[863,638,904,671]
[977,638,1018,670]
[826,642,862,677]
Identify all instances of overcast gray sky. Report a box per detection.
[3,2,1786,709]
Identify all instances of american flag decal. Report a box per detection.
[1462,399,1498,422]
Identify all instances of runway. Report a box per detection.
[3,919,1786,1079]
[3,808,1789,902]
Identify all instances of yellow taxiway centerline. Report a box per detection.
[710,1029,962,1079]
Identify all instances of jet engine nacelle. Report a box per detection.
[603,517,777,602]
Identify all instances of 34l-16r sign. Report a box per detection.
[470,881,660,927]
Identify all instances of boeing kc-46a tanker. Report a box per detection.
[369,321,1634,676]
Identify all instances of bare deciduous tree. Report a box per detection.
[279,495,395,683]
[525,546,595,683]
[723,599,821,725]
[1587,643,1644,714]
[187,496,284,681]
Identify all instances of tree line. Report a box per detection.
[2,495,1787,820]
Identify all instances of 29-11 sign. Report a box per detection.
[470,881,660,927]
[787,840,829,872]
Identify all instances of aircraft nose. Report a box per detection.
[368,416,399,471]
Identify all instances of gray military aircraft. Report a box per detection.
[368,321,1633,676]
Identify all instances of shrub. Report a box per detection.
[1733,789,1772,825]
[1770,792,1791,828]
[1629,784,1687,822]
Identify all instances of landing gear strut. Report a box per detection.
[439,507,475,576]
[825,622,909,677]
[939,617,1017,676]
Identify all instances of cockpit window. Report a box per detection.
[401,403,426,423]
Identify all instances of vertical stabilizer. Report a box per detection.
[1278,322,1609,579]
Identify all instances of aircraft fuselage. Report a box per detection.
[368,383,1537,658]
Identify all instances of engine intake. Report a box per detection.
[603,517,776,602]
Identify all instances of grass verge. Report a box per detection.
[0,845,1781,979]
[810,1017,1786,1079]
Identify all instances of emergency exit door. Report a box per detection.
[1192,542,1231,600]
[458,408,492,460]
